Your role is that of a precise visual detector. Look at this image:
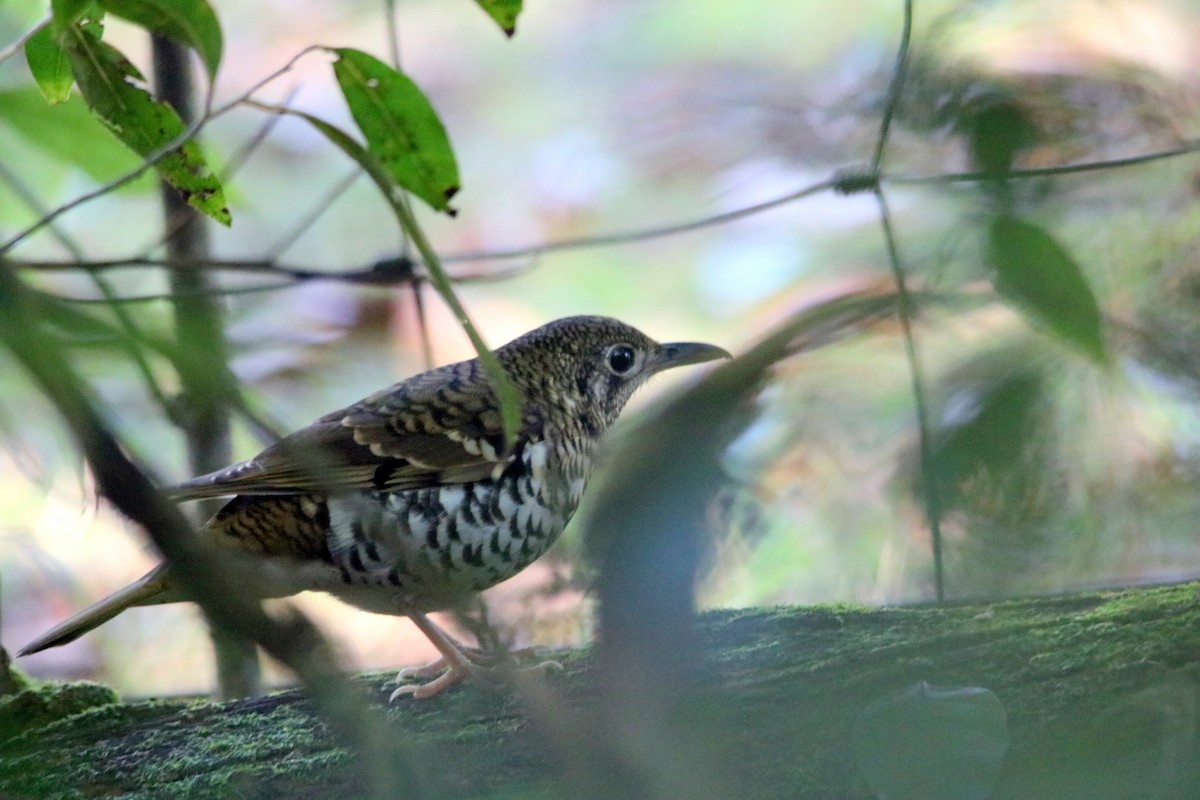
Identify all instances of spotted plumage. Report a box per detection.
[20,316,729,697]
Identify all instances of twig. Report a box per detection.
[384,0,402,68]
[887,138,1200,185]
[0,45,326,258]
[152,88,306,256]
[867,0,946,601]
[379,1,427,365]
[15,255,527,281]
[264,167,361,261]
[870,0,914,174]
[0,15,48,65]
[10,133,1200,282]
[0,162,177,416]
[25,257,530,304]
[439,177,842,264]
[0,264,417,800]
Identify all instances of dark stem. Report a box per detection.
[0,264,417,800]
[150,35,258,696]
[866,0,946,601]
[874,187,945,600]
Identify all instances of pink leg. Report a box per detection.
[388,613,564,701]
[389,612,479,700]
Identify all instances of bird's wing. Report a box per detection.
[171,362,536,500]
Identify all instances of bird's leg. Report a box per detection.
[393,644,543,680]
[388,612,564,700]
[389,612,482,700]
[394,654,455,681]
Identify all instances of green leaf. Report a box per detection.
[986,216,1105,361]
[473,0,522,36]
[962,95,1037,176]
[51,0,93,31]
[331,47,460,215]
[275,107,519,443]
[99,0,222,82]
[996,672,1199,800]
[24,24,74,104]
[61,25,230,225]
[0,88,144,181]
[853,682,1009,800]
[929,363,1046,511]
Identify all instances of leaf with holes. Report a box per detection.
[986,215,1105,361]
[854,682,1009,800]
[62,24,229,225]
[474,0,522,36]
[24,24,74,104]
[332,47,459,215]
[100,0,223,82]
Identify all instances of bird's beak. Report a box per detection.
[651,341,733,373]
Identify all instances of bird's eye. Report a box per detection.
[606,344,637,375]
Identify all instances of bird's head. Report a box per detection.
[498,316,731,434]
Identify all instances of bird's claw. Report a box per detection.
[392,656,452,682]
[389,663,473,700]
[387,651,563,701]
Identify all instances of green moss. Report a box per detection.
[0,661,31,696]
[0,681,118,745]
[4,584,1200,799]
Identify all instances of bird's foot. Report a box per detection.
[388,659,480,700]
[387,649,563,701]
[388,611,564,700]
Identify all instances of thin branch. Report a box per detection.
[867,0,945,601]
[874,186,944,600]
[264,167,361,261]
[228,392,287,447]
[379,0,428,365]
[413,281,434,369]
[384,0,402,69]
[439,177,842,264]
[11,135,1200,281]
[17,257,353,275]
[10,133,1199,316]
[870,0,914,173]
[886,138,1200,185]
[0,161,176,415]
[0,16,48,65]
[218,86,300,184]
[150,88,305,257]
[0,119,185,257]
[0,264,416,800]
[0,45,326,258]
[14,255,526,282]
[23,257,530,304]
[0,162,66,248]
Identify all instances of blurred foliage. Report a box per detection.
[0,0,1199,708]
[6,2,1200,798]
[853,682,1009,800]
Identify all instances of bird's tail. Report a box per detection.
[19,565,180,656]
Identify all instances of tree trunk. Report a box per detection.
[151,35,260,699]
[3,581,1198,799]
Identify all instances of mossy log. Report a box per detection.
[3,581,1200,799]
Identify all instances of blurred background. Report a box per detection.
[3,0,1200,696]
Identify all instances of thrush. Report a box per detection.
[20,316,729,698]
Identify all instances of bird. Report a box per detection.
[20,316,730,698]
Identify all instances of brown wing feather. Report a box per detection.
[171,359,538,501]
